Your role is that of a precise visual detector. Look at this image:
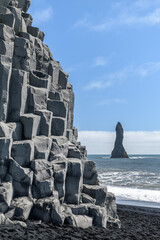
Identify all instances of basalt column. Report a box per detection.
[0,0,120,229]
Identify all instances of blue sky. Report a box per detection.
[29,0,160,153]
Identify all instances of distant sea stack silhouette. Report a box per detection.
[111,122,129,158]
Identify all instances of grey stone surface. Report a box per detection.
[8,69,28,122]
[0,60,12,122]
[30,159,51,172]
[32,178,54,199]
[11,197,33,220]
[35,110,52,137]
[83,185,107,207]
[11,140,34,167]
[0,182,13,213]
[65,159,82,205]
[0,0,10,7]
[83,160,98,185]
[33,136,52,160]
[82,193,96,204]
[0,137,12,160]
[31,197,54,223]
[28,86,48,112]
[9,159,33,197]
[0,159,9,179]
[47,100,67,118]
[7,122,22,141]
[54,169,66,200]
[0,0,119,229]
[0,13,15,28]
[111,122,129,158]
[51,117,66,136]
[0,122,11,138]
[29,70,51,89]
[20,114,41,139]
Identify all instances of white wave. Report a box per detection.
[106,185,160,203]
[99,171,160,188]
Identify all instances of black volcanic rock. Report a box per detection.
[0,0,120,229]
[111,122,129,158]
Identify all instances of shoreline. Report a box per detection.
[0,204,160,239]
[117,203,160,216]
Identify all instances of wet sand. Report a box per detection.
[0,205,160,240]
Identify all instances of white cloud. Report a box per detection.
[74,1,160,32]
[84,80,112,90]
[84,62,160,90]
[97,98,126,106]
[78,131,160,154]
[92,56,108,67]
[32,7,53,24]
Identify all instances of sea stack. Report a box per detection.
[111,122,129,158]
[0,0,120,229]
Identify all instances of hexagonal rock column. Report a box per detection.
[65,158,83,205]
[11,140,34,167]
[0,137,12,160]
[0,58,12,122]
[20,113,41,139]
[35,110,53,137]
[8,69,28,122]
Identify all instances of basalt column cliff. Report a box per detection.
[0,0,120,228]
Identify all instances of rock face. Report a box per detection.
[0,0,120,229]
[111,122,129,158]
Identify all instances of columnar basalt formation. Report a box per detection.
[111,122,129,158]
[0,0,120,228]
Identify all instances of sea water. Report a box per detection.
[87,155,160,208]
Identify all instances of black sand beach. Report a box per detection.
[0,205,160,240]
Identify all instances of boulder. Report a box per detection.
[31,197,53,223]
[0,182,13,213]
[67,214,93,228]
[10,197,33,220]
[88,205,107,228]
[51,198,64,225]
[83,184,107,207]
[83,161,98,185]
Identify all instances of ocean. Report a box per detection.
[87,154,160,208]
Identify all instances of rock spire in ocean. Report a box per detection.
[111,122,129,158]
[0,0,120,229]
